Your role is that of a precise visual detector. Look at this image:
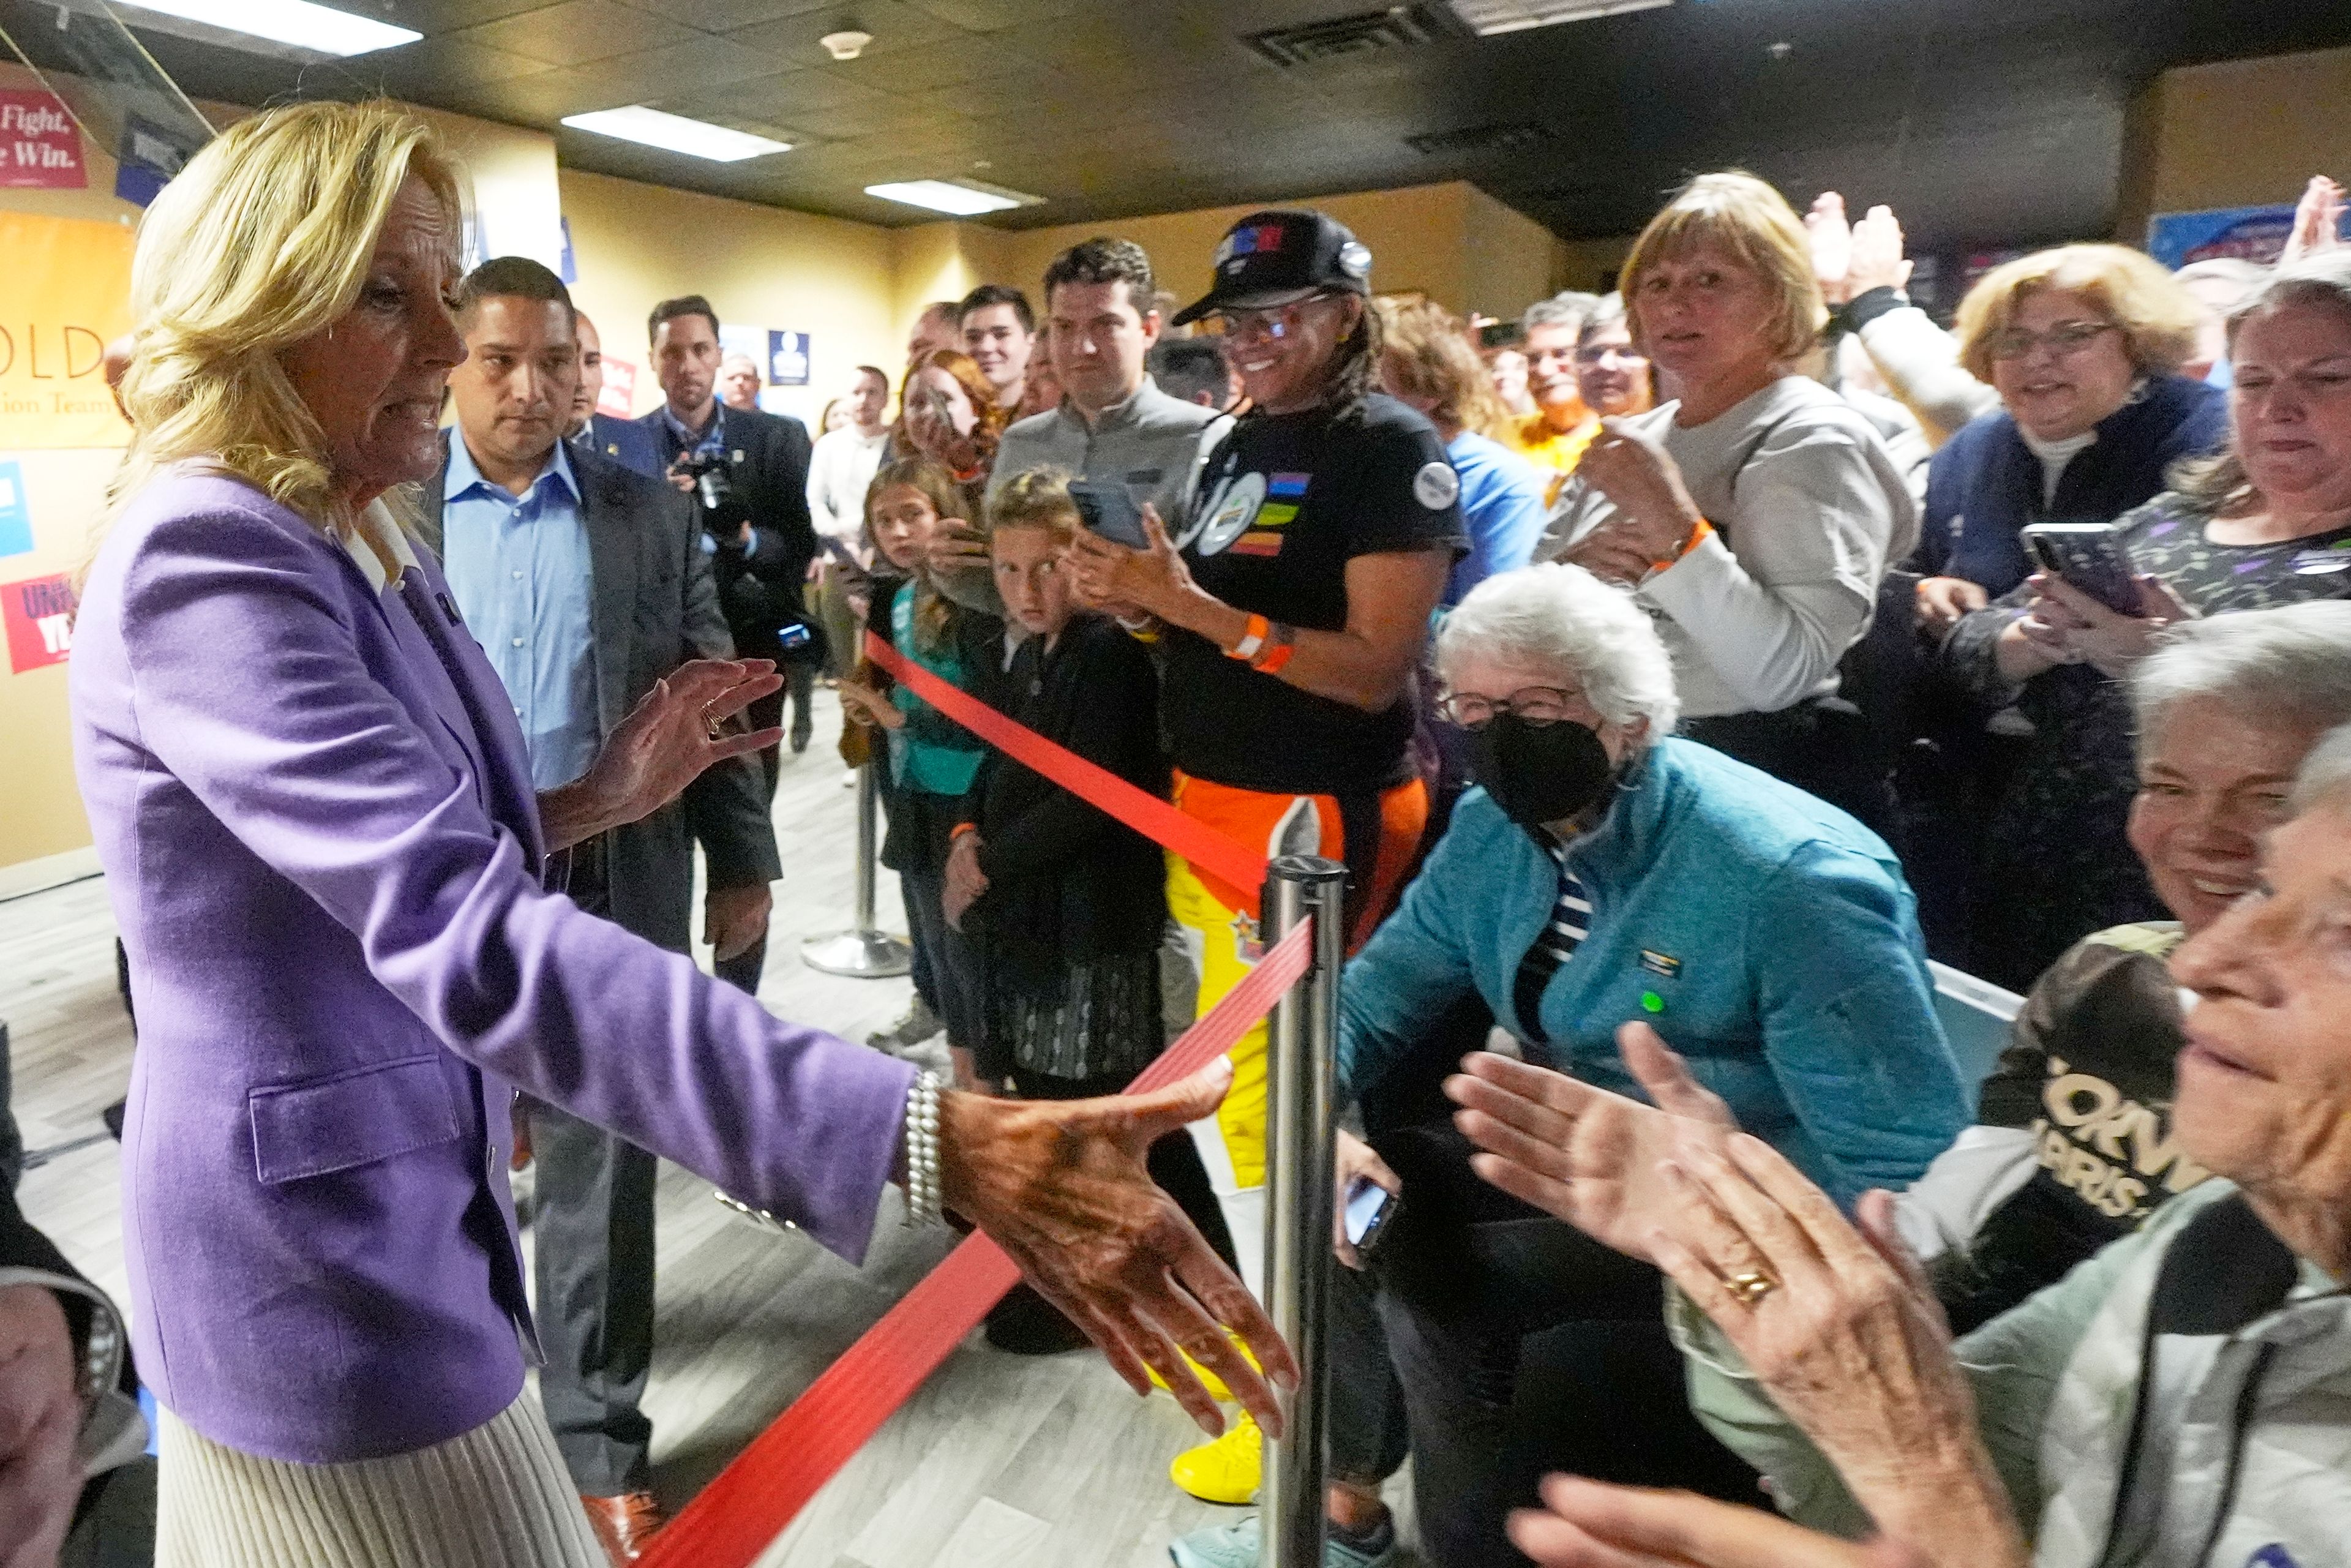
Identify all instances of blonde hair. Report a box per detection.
[864,456,970,654]
[1374,296,1512,440]
[100,102,463,555]
[988,466,1081,546]
[1952,244,2202,383]
[1619,171,1823,366]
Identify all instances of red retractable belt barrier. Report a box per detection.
[635,918,1317,1568]
[861,629,1271,898]
[635,634,1322,1568]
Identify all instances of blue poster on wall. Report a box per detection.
[2147,204,2349,269]
[113,116,201,208]
[0,460,31,560]
[768,330,809,387]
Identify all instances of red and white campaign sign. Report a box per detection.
[3,572,74,673]
[598,356,638,417]
[0,91,86,190]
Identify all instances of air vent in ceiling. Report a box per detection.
[1245,4,1466,70]
[1406,121,1554,157]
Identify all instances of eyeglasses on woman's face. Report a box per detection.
[1986,319,2118,362]
[1200,294,1337,343]
[1436,685,1588,730]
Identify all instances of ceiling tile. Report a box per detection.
[904,0,1099,31]
[653,0,842,28]
[826,34,1044,91]
[379,0,557,33]
[557,32,801,101]
[446,1,703,69]
[722,1,969,66]
[359,37,563,94]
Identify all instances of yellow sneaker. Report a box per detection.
[1147,1334,1259,1403]
[1149,1354,1232,1404]
[1169,1410,1261,1505]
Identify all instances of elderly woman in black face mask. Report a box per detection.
[1315,562,1967,1567]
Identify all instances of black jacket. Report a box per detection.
[967,615,1169,985]
[420,439,783,952]
[641,403,817,652]
[1914,373,2229,594]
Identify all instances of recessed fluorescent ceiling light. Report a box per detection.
[864,179,1043,216]
[113,0,419,56]
[1446,0,1671,36]
[561,107,792,162]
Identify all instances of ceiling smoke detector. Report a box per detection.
[821,29,873,60]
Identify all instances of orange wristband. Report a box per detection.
[1651,517,1714,575]
[1254,642,1297,676]
[950,822,978,842]
[1227,612,1271,661]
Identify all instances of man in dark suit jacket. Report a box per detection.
[639,294,821,771]
[429,258,783,1561]
[568,310,663,479]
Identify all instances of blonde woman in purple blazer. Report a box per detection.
[70,102,1288,1568]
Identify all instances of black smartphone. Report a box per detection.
[1343,1175,1399,1263]
[1478,320,1526,351]
[1068,478,1149,549]
[2021,522,2143,616]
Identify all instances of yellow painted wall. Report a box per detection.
[1,62,144,880]
[560,167,906,428]
[988,181,1559,321]
[2117,45,2351,242]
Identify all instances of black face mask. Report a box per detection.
[1467,714,1618,830]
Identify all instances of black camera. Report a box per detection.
[674,448,745,528]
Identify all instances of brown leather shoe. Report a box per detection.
[579,1491,666,1565]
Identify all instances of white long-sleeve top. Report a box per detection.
[805,425,890,553]
[1854,303,2002,447]
[1539,377,1917,719]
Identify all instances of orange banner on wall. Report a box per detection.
[1,212,133,449]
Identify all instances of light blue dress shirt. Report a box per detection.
[440,438,601,791]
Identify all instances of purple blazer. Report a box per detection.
[69,473,914,1463]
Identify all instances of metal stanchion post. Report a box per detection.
[801,761,912,977]
[1259,853,1347,1568]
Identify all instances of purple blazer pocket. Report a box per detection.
[249,1054,465,1185]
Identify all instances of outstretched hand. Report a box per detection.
[2281,174,2347,267]
[1509,1474,1929,1568]
[541,659,784,853]
[940,1059,1299,1436]
[1444,1022,1737,1264]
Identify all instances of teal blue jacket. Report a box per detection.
[1338,738,1967,1207]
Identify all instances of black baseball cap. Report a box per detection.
[1170,209,1374,328]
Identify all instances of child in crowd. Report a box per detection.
[942,468,1237,1352]
[836,459,1005,1088]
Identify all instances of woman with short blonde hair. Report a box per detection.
[1951,244,2204,384]
[72,98,1286,1568]
[1540,170,1917,831]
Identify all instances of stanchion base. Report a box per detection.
[800,929,912,978]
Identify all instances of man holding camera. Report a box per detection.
[639,295,821,812]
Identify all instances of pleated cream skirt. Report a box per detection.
[156,1394,606,1568]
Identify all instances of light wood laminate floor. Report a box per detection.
[3,687,1417,1568]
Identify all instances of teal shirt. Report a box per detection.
[1338,737,1967,1207]
[887,581,986,797]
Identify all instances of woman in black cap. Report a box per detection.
[1068,207,1463,1533]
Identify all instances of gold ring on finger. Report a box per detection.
[1723,1269,1778,1307]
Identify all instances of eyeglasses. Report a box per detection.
[1986,320,2117,362]
[1199,295,1336,340]
[1436,686,1586,730]
[1574,343,1648,368]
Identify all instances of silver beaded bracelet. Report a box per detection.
[902,1069,944,1227]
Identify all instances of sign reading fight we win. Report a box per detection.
[0,89,84,190]
[1,212,135,449]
